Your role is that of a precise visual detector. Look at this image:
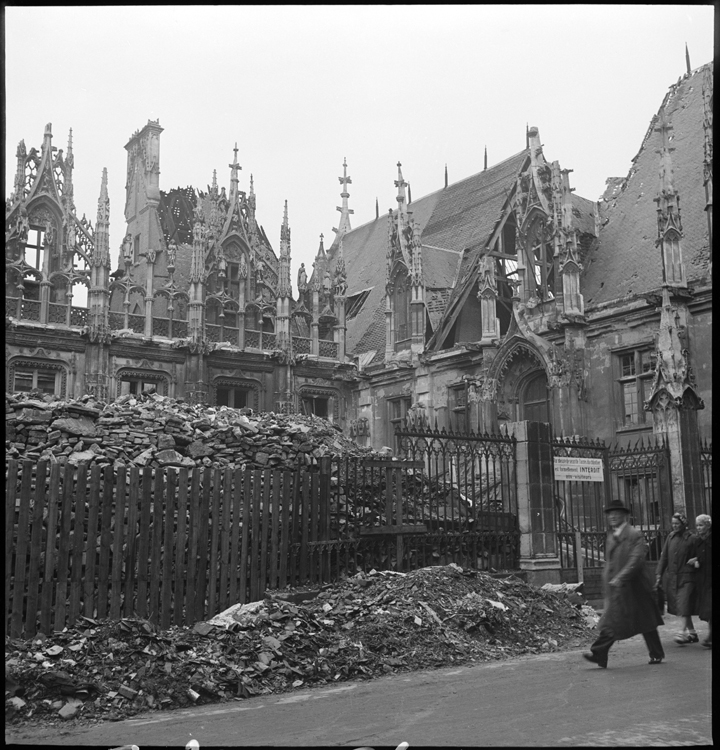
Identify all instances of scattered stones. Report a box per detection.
[5,390,378,472]
[5,565,596,728]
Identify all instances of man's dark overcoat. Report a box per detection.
[599,523,663,640]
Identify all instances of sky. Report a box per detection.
[5,5,715,303]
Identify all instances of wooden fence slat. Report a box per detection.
[123,466,140,618]
[194,467,212,623]
[270,470,280,591]
[53,463,75,632]
[279,470,291,589]
[161,468,176,630]
[148,467,165,624]
[25,462,49,637]
[311,471,320,584]
[185,469,201,625]
[110,464,127,621]
[218,467,232,612]
[83,463,102,619]
[228,467,242,605]
[320,459,331,583]
[207,468,222,618]
[11,462,34,637]
[239,470,251,605]
[299,472,309,584]
[39,462,62,636]
[97,465,114,619]
[250,470,261,602]
[136,468,153,619]
[289,470,301,586]
[260,472,271,597]
[173,468,189,626]
[6,459,19,635]
[68,463,88,627]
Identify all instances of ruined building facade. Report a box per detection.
[6,63,712,515]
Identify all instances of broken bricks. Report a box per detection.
[5,565,595,728]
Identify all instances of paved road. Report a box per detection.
[6,617,712,747]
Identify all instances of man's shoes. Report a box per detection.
[673,631,699,644]
[583,652,607,668]
[701,639,712,648]
[648,656,663,664]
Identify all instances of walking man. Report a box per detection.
[583,498,665,668]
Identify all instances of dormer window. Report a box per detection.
[527,218,554,300]
[24,227,45,269]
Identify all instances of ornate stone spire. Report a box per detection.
[190,194,207,284]
[331,157,354,247]
[653,109,686,287]
[228,142,242,202]
[278,200,292,298]
[93,167,111,268]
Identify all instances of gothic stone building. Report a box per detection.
[5,62,712,517]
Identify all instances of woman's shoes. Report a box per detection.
[648,656,663,664]
[673,631,699,644]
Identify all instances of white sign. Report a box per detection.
[554,456,604,482]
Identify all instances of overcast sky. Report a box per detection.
[5,5,715,299]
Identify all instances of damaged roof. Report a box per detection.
[333,149,530,360]
[582,63,712,307]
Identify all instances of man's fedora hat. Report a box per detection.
[604,498,631,514]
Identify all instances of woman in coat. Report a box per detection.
[687,514,712,648]
[583,499,664,668]
[656,512,697,643]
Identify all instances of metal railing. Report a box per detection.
[699,438,712,516]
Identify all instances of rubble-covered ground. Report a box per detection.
[5,566,598,728]
[6,389,377,472]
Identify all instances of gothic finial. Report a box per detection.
[212,169,217,190]
[525,123,529,150]
[250,173,255,195]
[407,182,412,204]
[283,199,288,225]
[685,42,691,76]
[444,164,448,189]
[376,197,379,219]
[484,146,488,171]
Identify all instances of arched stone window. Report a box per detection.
[393,269,411,349]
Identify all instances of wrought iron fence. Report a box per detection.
[607,437,673,561]
[699,438,712,516]
[552,435,610,569]
[331,453,519,573]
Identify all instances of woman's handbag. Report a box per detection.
[655,583,666,614]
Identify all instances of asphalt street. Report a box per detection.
[6,615,712,748]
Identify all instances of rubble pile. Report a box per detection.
[5,565,598,726]
[5,390,376,471]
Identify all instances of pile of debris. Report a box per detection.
[5,390,377,471]
[5,565,598,727]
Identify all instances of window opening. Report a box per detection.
[618,349,656,426]
[346,289,372,320]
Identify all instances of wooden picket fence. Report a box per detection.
[6,458,347,639]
